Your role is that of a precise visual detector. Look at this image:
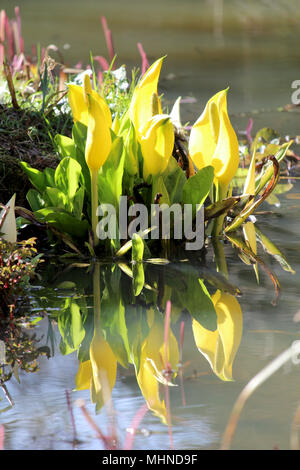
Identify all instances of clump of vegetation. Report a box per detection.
[0,237,41,318]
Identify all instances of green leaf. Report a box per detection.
[44,187,69,211]
[132,263,145,297]
[72,187,85,219]
[72,121,87,155]
[20,162,46,193]
[58,299,85,353]
[35,208,89,238]
[98,136,125,210]
[44,167,56,187]
[132,233,144,262]
[26,189,45,211]
[176,264,217,331]
[54,134,77,159]
[163,157,187,204]
[255,226,295,274]
[54,157,82,200]
[255,142,292,195]
[182,165,214,217]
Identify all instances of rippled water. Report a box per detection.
[1,0,300,451]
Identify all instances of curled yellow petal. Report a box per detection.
[140,114,174,180]
[192,289,243,381]
[75,360,92,390]
[89,331,117,410]
[68,84,89,126]
[136,312,179,423]
[189,88,239,187]
[85,94,112,171]
[68,79,112,129]
[212,290,243,381]
[129,57,164,139]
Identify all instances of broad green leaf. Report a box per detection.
[20,162,46,193]
[182,165,214,217]
[72,121,87,155]
[58,299,85,353]
[35,208,89,238]
[26,189,45,212]
[176,264,217,331]
[44,167,56,187]
[54,157,82,200]
[98,136,125,210]
[72,187,85,219]
[54,134,77,159]
[44,187,69,211]
[163,157,187,204]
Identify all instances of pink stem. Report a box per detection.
[14,6,24,54]
[123,403,149,450]
[137,42,149,76]
[93,55,109,71]
[0,10,6,68]
[0,425,4,450]
[100,16,115,67]
[5,16,14,61]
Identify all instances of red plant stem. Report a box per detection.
[0,425,4,450]
[65,390,77,444]
[0,10,6,69]
[137,42,149,76]
[179,321,186,407]
[100,16,115,67]
[123,403,149,450]
[14,7,24,54]
[164,300,171,369]
[77,399,114,450]
[179,321,184,364]
[93,55,109,71]
[5,16,14,61]
[164,384,174,450]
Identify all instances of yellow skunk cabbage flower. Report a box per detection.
[189,89,239,188]
[85,93,112,171]
[136,310,179,424]
[129,57,164,139]
[89,329,117,411]
[192,290,243,381]
[0,194,17,243]
[140,114,175,181]
[68,74,112,128]
[75,359,93,391]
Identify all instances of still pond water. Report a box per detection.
[1,0,300,450]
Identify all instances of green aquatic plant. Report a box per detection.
[18,56,279,257]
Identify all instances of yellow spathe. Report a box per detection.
[140,114,174,181]
[85,93,112,171]
[192,290,243,381]
[189,89,239,187]
[129,57,164,139]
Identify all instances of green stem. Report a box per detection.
[212,237,228,279]
[93,262,101,326]
[212,181,228,238]
[90,168,99,246]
